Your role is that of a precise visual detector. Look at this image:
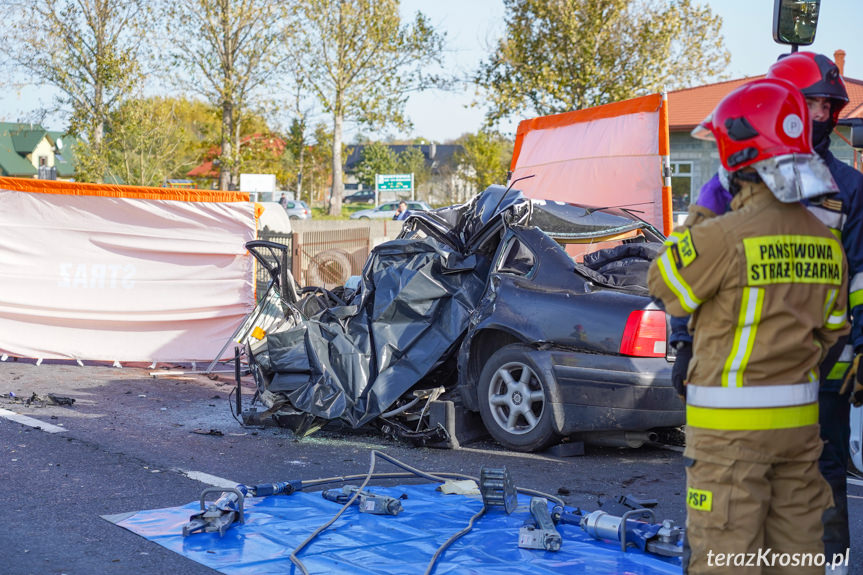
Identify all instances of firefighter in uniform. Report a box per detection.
[767,52,863,570]
[649,78,848,574]
[670,52,863,571]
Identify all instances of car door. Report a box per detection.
[376,203,396,218]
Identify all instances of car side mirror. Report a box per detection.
[773,0,820,47]
[838,119,863,149]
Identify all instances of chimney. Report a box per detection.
[834,49,846,76]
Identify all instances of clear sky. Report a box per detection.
[2,0,860,143]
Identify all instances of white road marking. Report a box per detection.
[180,470,238,488]
[0,408,67,433]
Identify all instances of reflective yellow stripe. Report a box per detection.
[686,403,819,430]
[663,231,684,247]
[823,288,838,321]
[722,287,764,387]
[687,381,817,408]
[828,361,850,380]
[656,250,702,313]
[848,273,863,309]
[826,308,847,330]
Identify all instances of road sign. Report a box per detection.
[377,174,413,191]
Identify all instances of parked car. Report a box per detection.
[284,200,312,220]
[349,200,431,219]
[344,190,376,204]
[245,186,683,452]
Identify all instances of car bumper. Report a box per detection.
[540,349,685,434]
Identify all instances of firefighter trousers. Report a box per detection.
[684,455,833,574]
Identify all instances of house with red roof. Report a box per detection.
[667,49,863,212]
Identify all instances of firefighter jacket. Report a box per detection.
[816,150,863,390]
[648,181,849,463]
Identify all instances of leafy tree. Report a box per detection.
[455,131,513,195]
[397,146,430,195]
[3,0,147,182]
[355,142,398,189]
[476,0,729,125]
[304,122,335,206]
[166,0,286,190]
[289,0,446,215]
[105,97,188,186]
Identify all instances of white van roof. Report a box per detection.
[256,202,292,235]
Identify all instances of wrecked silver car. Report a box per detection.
[243,186,685,452]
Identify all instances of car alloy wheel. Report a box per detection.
[477,344,560,452]
[488,360,545,435]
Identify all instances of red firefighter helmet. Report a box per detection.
[692,78,838,202]
[766,51,848,124]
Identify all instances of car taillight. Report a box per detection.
[619,310,667,357]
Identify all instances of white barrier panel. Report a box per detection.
[0,178,255,362]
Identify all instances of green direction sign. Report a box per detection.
[377,173,413,191]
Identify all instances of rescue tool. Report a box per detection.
[321,485,404,515]
[182,481,303,536]
[551,505,684,557]
[518,497,562,551]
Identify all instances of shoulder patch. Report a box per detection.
[822,198,843,212]
[670,229,698,268]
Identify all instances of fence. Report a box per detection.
[255,220,403,295]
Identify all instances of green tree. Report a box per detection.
[3,0,147,182]
[285,117,308,200]
[455,131,513,195]
[476,0,730,125]
[166,0,286,190]
[289,0,446,215]
[355,142,398,189]
[304,122,335,206]
[397,146,430,196]
[105,97,188,186]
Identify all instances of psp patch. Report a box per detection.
[687,487,713,512]
[670,229,698,268]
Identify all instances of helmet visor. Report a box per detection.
[752,153,839,203]
[690,115,715,141]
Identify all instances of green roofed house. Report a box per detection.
[0,122,77,180]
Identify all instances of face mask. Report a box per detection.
[812,120,833,153]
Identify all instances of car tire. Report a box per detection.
[477,344,560,452]
[359,216,370,220]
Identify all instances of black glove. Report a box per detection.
[671,342,692,401]
[840,353,863,407]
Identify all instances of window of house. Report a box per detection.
[670,161,693,212]
[38,156,48,167]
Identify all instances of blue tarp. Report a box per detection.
[107,483,682,574]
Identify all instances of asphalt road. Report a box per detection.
[0,360,861,575]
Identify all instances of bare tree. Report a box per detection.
[165,0,285,190]
[289,0,445,215]
[3,0,147,181]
